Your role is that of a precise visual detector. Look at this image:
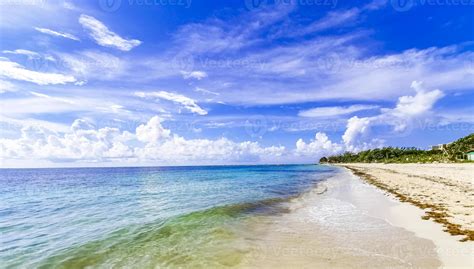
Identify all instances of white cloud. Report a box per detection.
[0,1,77,31]
[0,80,452,166]
[172,10,472,106]
[2,49,41,58]
[436,107,474,126]
[391,81,444,118]
[135,91,208,115]
[137,136,285,163]
[133,116,285,163]
[174,23,248,55]
[299,104,379,118]
[0,79,16,93]
[0,58,76,85]
[0,2,467,167]
[0,115,70,133]
[135,116,171,144]
[34,27,79,41]
[295,119,383,158]
[342,81,445,149]
[60,50,126,80]
[172,3,293,55]
[74,80,86,86]
[79,14,141,51]
[295,132,343,157]
[0,120,134,161]
[195,87,219,96]
[280,1,386,38]
[295,81,446,157]
[0,91,129,117]
[342,116,373,149]
[62,1,79,11]
[295,8,360,36]
[181,70,208,80]
[0,116,286,165]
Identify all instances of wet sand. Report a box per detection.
[237,168,466,268]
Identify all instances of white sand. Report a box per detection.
[338,163,474,268]
[239,168,471,268]
[339,163,474,232]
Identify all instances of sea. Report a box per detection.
[0,164,338,268]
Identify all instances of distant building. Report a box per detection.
[467,149,474,161]
[431,143,451,151]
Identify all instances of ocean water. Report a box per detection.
[0,165,337,268]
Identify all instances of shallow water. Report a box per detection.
[0,165,336,268]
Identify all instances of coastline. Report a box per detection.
[239,167,451,268]
[3,164,472,268]
[336,163,474,268]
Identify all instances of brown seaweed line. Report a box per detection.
[343,166,474,242]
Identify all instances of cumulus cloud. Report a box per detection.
[0,121,134,162]
[0,58,76,85]
[299,104,379,118]
[133,117,285,163]
[34,27,79,41]
[342,116,373,149]
[135,91,208,115]
[295,132,343,157]
[342,81,444,150]
[79,15,141,51]
[296,81,446,156]
[136,116,171,144]
[0,81,449,166]
[137,137,285,163]
[0,116,285,165]
[391,81,444,119]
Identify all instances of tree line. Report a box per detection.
[320,133,473,163]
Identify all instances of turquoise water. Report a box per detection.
[0,165,336,268]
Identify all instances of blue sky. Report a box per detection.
[0,0,473,167]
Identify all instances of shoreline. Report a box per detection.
[336,163,474,268]
[239,167,446,268]
[3,164,472,268]
[336,163,474,241]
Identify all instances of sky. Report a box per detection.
[0,0,473,168]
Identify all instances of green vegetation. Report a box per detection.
[321,133,474,164]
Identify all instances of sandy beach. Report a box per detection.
[337,163,474,267]
[338,163,474,240]
[237,165,474,268]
